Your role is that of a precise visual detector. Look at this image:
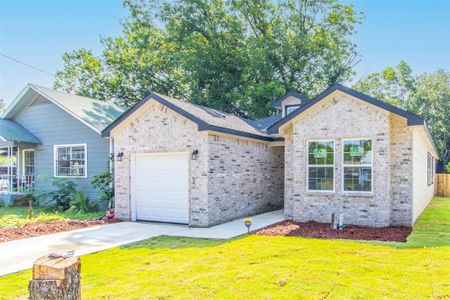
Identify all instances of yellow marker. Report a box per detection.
[244,218,252,233]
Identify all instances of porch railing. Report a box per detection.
[0,175,35,193]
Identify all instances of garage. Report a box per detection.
[131,152,189,224]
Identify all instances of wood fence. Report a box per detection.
[435,174,450,197]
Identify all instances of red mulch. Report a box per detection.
[0,219,121,243]
[253,220,412,242]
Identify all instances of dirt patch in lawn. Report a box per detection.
[253,220,412,242]
[0,219,121,243]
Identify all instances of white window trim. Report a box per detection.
[22,149,35,177]
[53,143,88,178]
[341,138,373,194]
[306,139,336,193]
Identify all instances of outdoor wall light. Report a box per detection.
[191,149,199,160]
[116,152,124,161]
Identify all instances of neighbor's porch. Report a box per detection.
[0,145,36,194]
[0,119,41,198]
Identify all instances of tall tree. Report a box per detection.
[55,0,362,118]
[353,61,450,166]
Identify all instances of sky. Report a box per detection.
[0,0,449,104]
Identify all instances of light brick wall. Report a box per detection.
[285,92,407,227]
[111,102,210,226]
[111,101,284,227]
[207,135,284,225]
[389,115,413,226]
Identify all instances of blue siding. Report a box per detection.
[13,96,110,200]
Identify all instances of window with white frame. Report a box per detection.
[427,153,433,186]
[307,140,334,191]
[23,150,35,177]
[54,144,86,177]
[343,139,372,192]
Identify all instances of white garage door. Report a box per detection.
[132,153,189,224]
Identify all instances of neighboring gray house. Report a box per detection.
[103,85,438,228]
[0,84,123,202]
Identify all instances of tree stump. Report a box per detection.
[29,255,81,300]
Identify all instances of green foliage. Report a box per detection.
[353,62,450,165]
[0,213,68,229]
[47,178,78,211]
[55,0,362,119]
[445,162,450,173]
[0,205,104,221]
[68,191,93,214]
[12,194,35,207]
[91,171,114,208]
[0,199,5,208]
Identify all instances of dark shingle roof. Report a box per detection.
[245,113,282,131]
[102,92,282,141]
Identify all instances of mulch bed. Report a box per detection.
[253,220,412,242]
[0,219,121,243]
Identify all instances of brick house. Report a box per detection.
[103,84,438,227]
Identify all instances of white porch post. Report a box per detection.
[17,147,20,191]
[7,146,11,192]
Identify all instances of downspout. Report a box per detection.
[109,137,114,209]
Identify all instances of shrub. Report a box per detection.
[0,215,28,229]
[12,194,35,207]
[91,172,114,209]
[68,191,94,214]
[0,199,5,208]
[446,162,450,173]
[47,178,78,211]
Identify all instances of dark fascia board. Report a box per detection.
[267,84,425,134]
[102,93,283,142]
[199,124,284,142]
[272,91,309,109]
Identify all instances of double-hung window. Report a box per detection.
[23,150,35,177]
[307,140,334,191]
[343,139,372,192]
[54,144,87,177]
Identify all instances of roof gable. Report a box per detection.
[272,91,309,109]
[102,92,282,142]
[267,84,425,134]
[2,84,124,134]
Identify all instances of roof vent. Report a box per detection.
[200,107,227,118]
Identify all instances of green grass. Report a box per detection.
[0,197,449,299]
[0,206,104,229]
[367,197,450,248]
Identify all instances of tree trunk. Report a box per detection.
[29,255,81,300]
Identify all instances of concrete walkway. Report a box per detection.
[0,209,283,276]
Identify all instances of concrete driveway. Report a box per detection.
[0,209,283,276]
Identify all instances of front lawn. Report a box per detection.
[1,197,449,299]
